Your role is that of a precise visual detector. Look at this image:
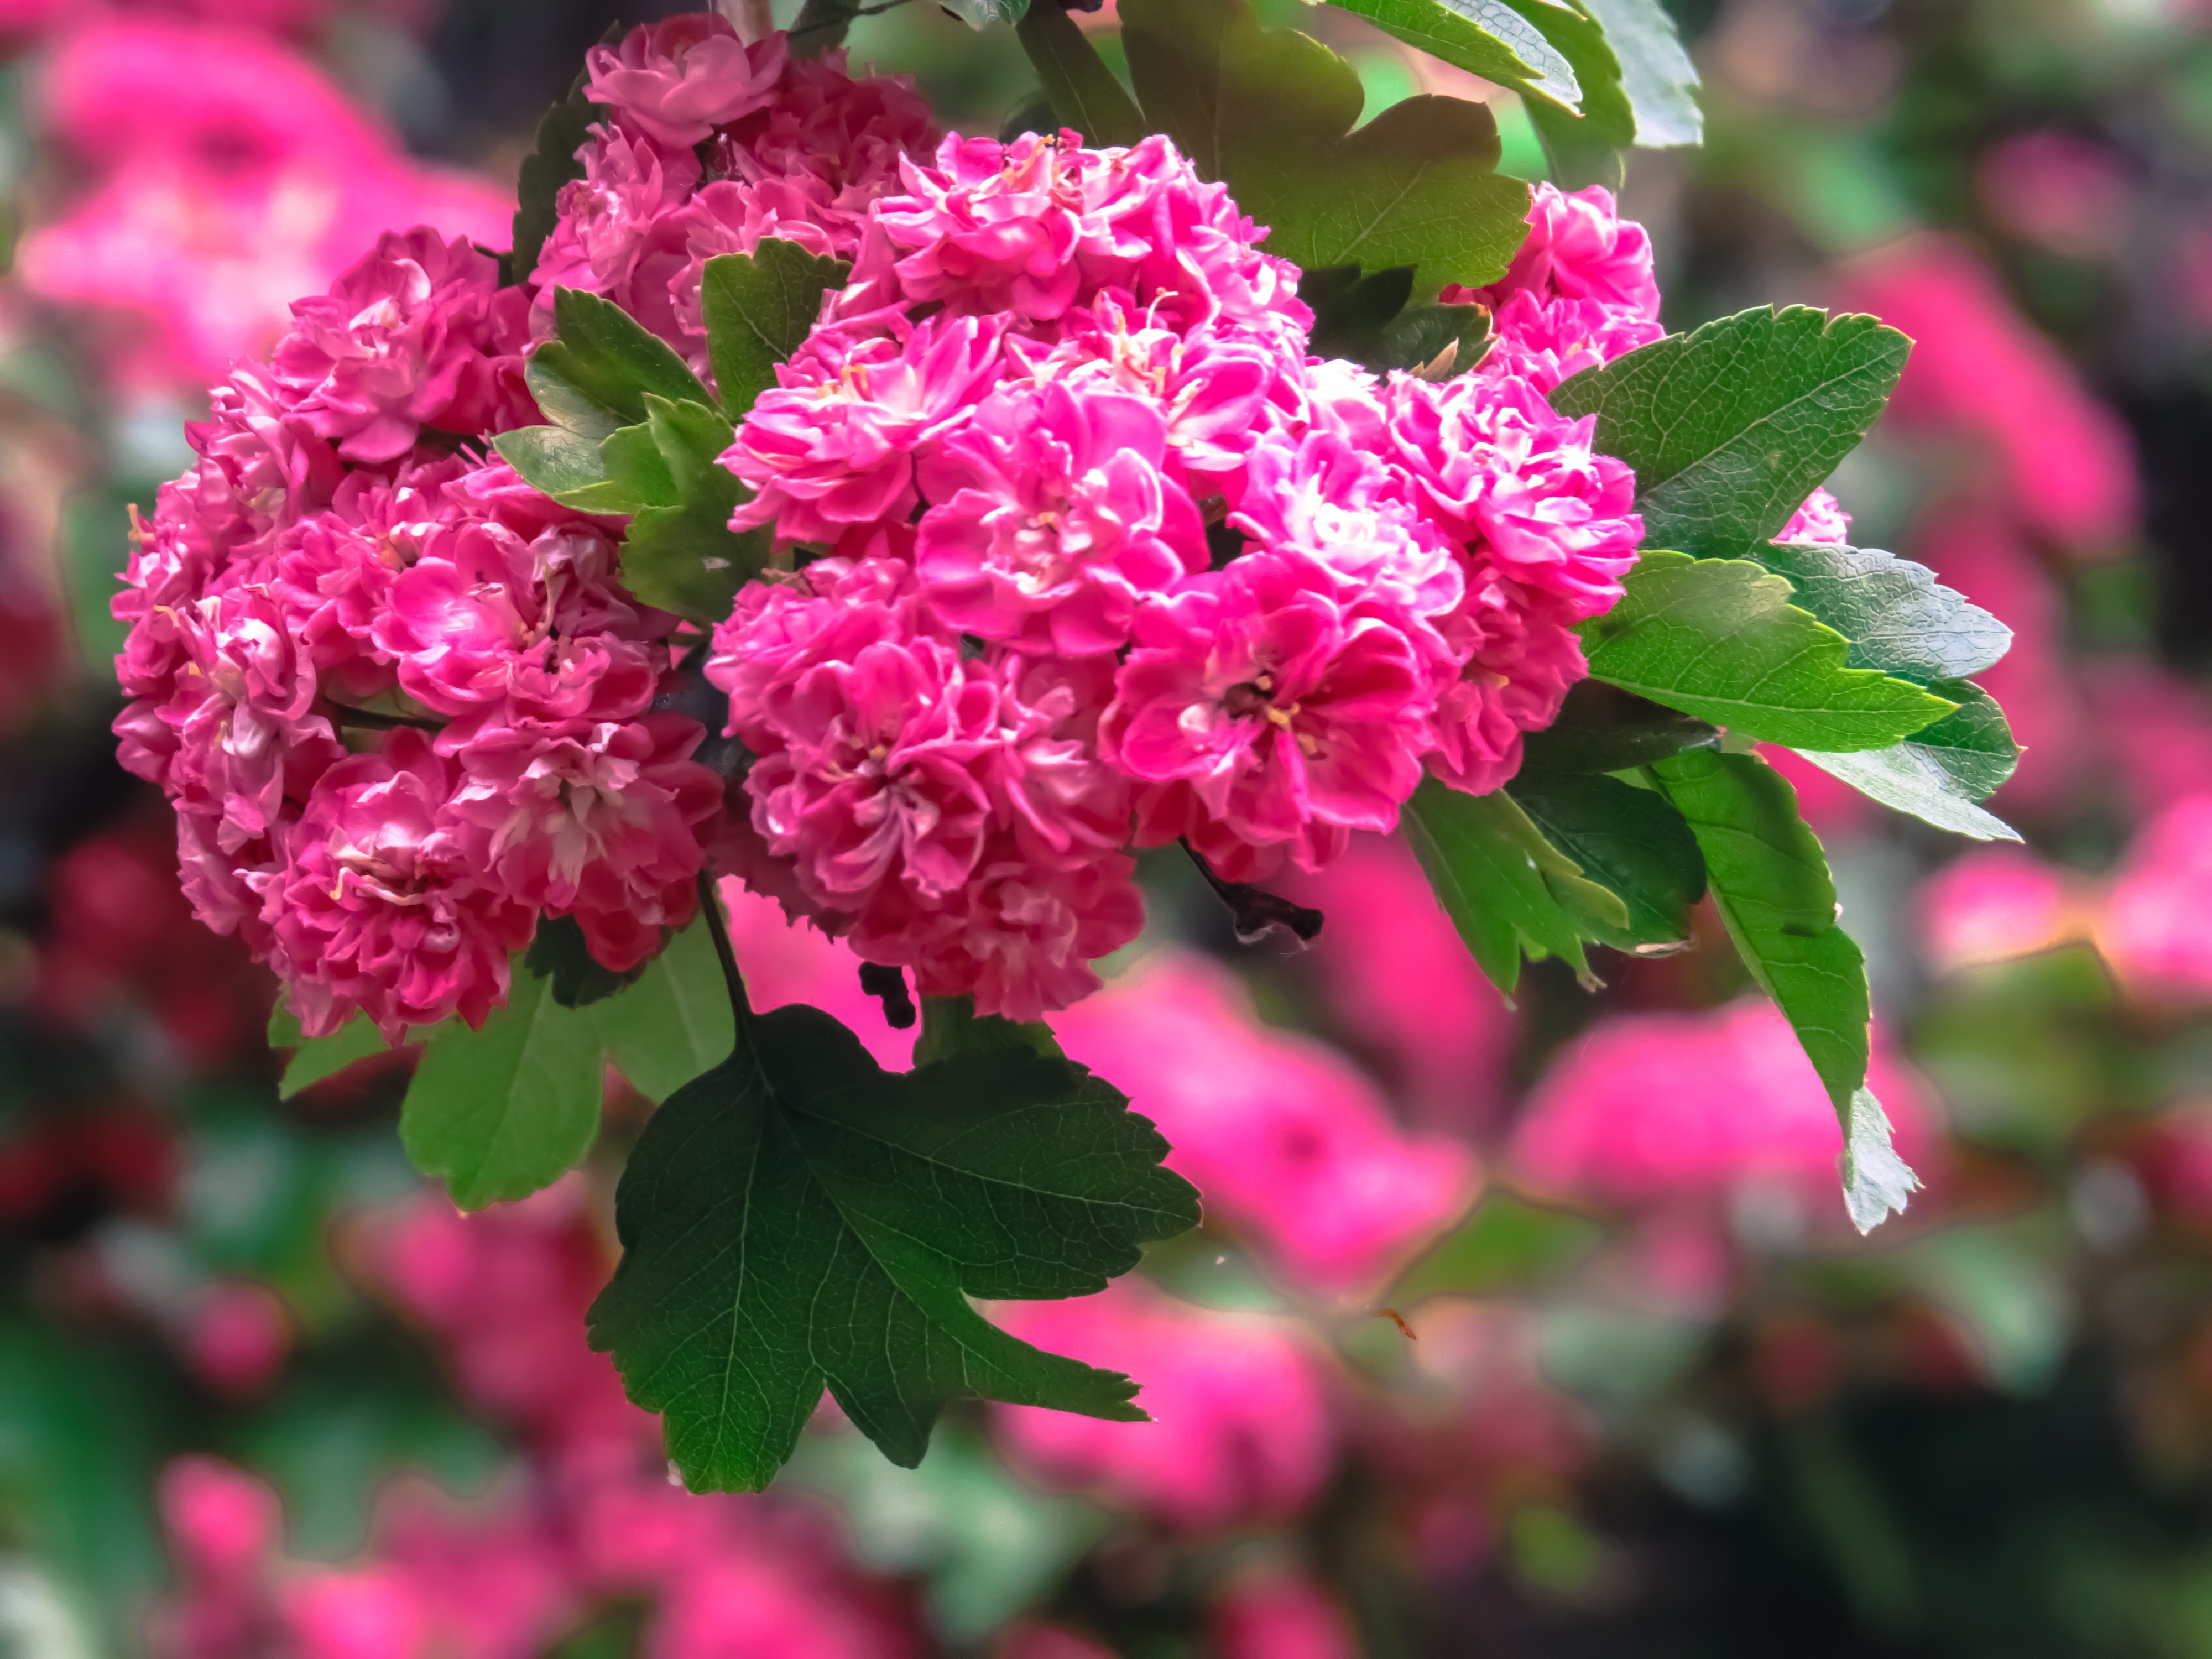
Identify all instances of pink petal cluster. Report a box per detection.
[532,14,938,385]
[1776,485,1853,544]
[1051,950,1478,1292]
[2099,791,2212,1000]
[113,241,714,1042]
[991,1278,1334,1532]
[710,128,1646,1010]
[17,15,513,397]
[152,1181,916,1659]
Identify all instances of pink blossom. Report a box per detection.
[1051,950,1478,1291]
[1479,290,1665,390]
[914,379,1205,655]
[1103,554,1435,880]
[450,715,722,973]
[1387,371,1641,618]
[184,1280,291,1395]
[1978,130,2133,259]
[585,15,787,150]
[2085,659,2212,816]
[1462,182,1661,320]
[1210,1571,1361,1659]
[1918,846,2077,972]
[726,312,1004,546]
[2100,792,2212,999]
[529,118,703,305]
[1512,998,1937,1221]
[991,1279,1333,1530]
[274,228,533,463]
[255,728,536,1041]
[1775,485,1852,545]
[1423,570,1588,796]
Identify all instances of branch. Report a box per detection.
[1181,841,1324,946]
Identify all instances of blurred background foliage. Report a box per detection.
[7,0,2212,1655]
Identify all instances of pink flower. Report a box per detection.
[725,312,1004,546]
[914,380,1206,655]
[1423,570,1588,796]
[1478,290,1664,390]
[2101,792,2212,1000]
[1103,555,1434,880]
[1387,371,1641,618]
[1978,130,2133,259]
[991,1279,1333,1530]
[1211,1570,1361,1659]
[529,118,702,302]
[450,714,722,973]
[1775,485,1852,545]
[1918,846,2077,972]
[584,15,786,150]
[274,228,533,464]
[1458,181,1661,320]
[254,728,535,1041]
[1052,950,1478,1291]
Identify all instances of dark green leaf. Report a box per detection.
[1584,552,1957,751]
[267,1005,399,1098]
[526,914,653,1009]
[1508,0,1636,189]
[1391,1191,1606,1302]
[915,995,1063,1066]
[1551,307,1911,556]
[1756,542,2012,684]
[1517,679,1718,773]
[512,78,602,284]
[588,1005,1200,1489]
[1016,4,1147,146]
[534,287,715,432]
[1900,680,2019,799]
[699,243,851,419]
[791,0,865,55]
[1322,0,1583,111]
[1121,0,1532,286]
[1302,264,1417,358]
[1378,302,1491,378]
[1647,747,1876,1133]
[591,915,734,1103]
[1509,769,1706,949]
[1401,779,1628,993]
[399,964,604,1211]
[620,504,763,624]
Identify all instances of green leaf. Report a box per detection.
[534,287,716,432]
[1121,0,1532,287]
[1517,680,1718,773]
[1843,1087,1921,1234]
[791,0,866,55]
[512,77,602,283]
[1551,307,1912,556]
[588,1004,1201,1490]
[525,914,654,1009]
[267,1006,397,1099]
[1648,748,1867,1114]
[1391,1191,1606,1303]
[1379,302,1491,378]
[1756,542,2012,685]
[591,913,736,1104]
[1584,552,1957,752]
[939,0,1030,24]
[1016,4,1147,146]
[699,243,851,420]
[621,504,763,623]
[399,964,604,1211]
[492,425,614,504]
[1507,0,1636,189]
[1794,745,2022,843]
[1509,768,1706,949]
[914,995,1063,1067]
[1898,679,2020,799]
[1401,779,1626,994]
[1322,0,1584,110]
[1578,0,1701,147]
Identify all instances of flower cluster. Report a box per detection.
[707,150,1648,1015]
[112,25,933,1042]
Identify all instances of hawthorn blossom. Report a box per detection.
[583,13,787,150]
[1457,181,1663,321]
[1776,485,1853,545]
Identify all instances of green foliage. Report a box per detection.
[1016,4,1147,146]
[1796,732,2021,842]
[1320,0,1585,112]
[1391,1191,1607,1302]
[587,1002,1199,1490]
[1508,768,1707,950]
[1649,748,1917,1230]
[1120,0,1531,286]
[525,915,653,1009]
[510,77,601,284]
[1756,542,2012,685]
[698,243,852,420]
[941,0,1031,25]
[1576,0,1700,145]
[1303,262,1490,377]
[1516,681,1719,773]
[1552,307,1912,557]
[589,914,737,1104]
[268,1004,396,1099]
[1507,0,1637,189]
[1584,552,1958,752]
[398,966,604,1212]
[1401,778,1629,994]
[914,994,1064,1066]
[530,288,714,430]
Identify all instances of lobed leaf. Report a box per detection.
[1506,0,1637,189]
[698,243,851,420]
[1016,4,1147,147]
[1577,0,1700,147]
[1508,768,1706,950]
[1552,306,1911,556]
[1322,0,1584,111]
[1121,0,1531,287]
[399,966,604,1212]
[1517,679,1718,774]
[1792,679,2021,842]
[267,1005,401,1099]
[1583,552,1958,752]
[588,1004,1199,1490]
[591,916,735,1104]
[534,287,716,432]
[1756,542,2012,685]
[511,77,602,284]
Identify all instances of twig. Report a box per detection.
[1180,840,1324,946]
[695,869,757,1037]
